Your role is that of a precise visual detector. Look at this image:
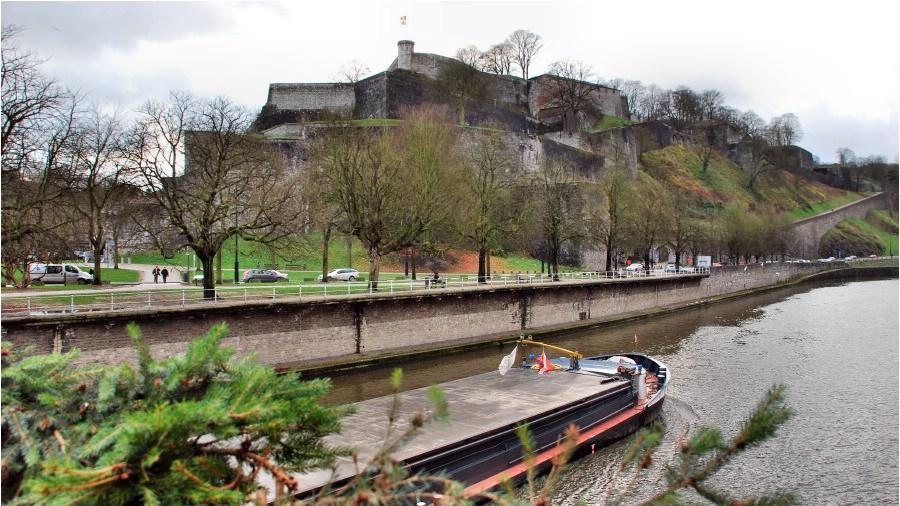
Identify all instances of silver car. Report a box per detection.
[318,268,359,282]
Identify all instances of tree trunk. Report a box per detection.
[368,246,380,291]
[604,237,613,272]
[411,246,417,281]
[675,250,681,270]
[477,247,487,283]
[486,253,491,278]
[216,249,223,285]
[200,253,215,300]
[92,243,103,285]
[549,246,559,281]
[347,235,352,268]
[113,233,120,269]
[321,226,332,282]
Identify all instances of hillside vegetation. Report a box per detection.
[818,210,899,257]
[641,145,860,216]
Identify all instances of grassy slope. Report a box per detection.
[818,211,899,256]
[641,144,861,216]
[588,115,635,132]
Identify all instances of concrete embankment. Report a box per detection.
[2,264,896,372]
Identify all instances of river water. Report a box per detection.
[318,278,899,504]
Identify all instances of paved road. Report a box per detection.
[1,263,195,297]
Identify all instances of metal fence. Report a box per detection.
[0,268,712,318]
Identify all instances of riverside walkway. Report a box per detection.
[1,269,708,318]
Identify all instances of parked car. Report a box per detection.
[844,255,857,261]
[624,263,644,272]
[242,269,289,283]
[818,257,836,263]
[665,263,677,273]
[318,268,360,282]
[29,263,94,284]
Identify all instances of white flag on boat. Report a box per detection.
[498,345,518,376]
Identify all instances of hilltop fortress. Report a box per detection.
[251,40,689,178]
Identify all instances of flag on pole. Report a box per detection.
[498,345,518,375]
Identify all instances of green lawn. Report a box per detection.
[501,255,580,273]
[787,194,870,221]
[587,115,634,132]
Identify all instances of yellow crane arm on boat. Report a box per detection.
[516,336,583,359]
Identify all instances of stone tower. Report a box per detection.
[397,40,414,70]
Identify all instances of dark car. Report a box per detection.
[242,269,289,283]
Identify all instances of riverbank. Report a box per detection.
[291,264,898,376]
[5,262,894,371]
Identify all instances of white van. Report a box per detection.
[29,263,94,284]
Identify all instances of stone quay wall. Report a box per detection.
[1,264,847,370]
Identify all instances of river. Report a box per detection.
[317,278,899,504]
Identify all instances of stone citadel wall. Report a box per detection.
[266,83,356,118]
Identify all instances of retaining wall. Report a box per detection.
[1,264,853,369]
[790,193,889,258]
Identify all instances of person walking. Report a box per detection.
[161,268,169,284]
[152,266,160,283]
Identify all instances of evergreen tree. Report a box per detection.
[1,323,347,505]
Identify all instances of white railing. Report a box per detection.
[1,268,710,318]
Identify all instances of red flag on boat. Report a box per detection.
[537,350,553,375]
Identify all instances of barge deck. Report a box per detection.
[295,365,635,495]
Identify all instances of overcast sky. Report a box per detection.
[3,0,898,162]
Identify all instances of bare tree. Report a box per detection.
[698,89,724,120]
[624,176,671,270]
[1,27,81,286]
[319,106,459,289]
[454,45,483,69]
[130,94,302,298]
[605,78,644,120]
[458,127,515,282]
[436,60,490,126]
[336,60,370,83]
[592,163,632,271]
[535,157,585,279]
[666,191,697,269]
[738,110,767,139]
[744,137,775,190]
[507,29,542,80]
[767,113,803,146]
[543,60,596,133]
[69,108,128,284]
[480,43,514,75]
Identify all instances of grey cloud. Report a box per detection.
[1,2,235,57]
[797,105,899,163]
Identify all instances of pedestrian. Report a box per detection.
[161,268,169,284]
[152,266,160,283]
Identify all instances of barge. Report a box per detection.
[293,340,670,498]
